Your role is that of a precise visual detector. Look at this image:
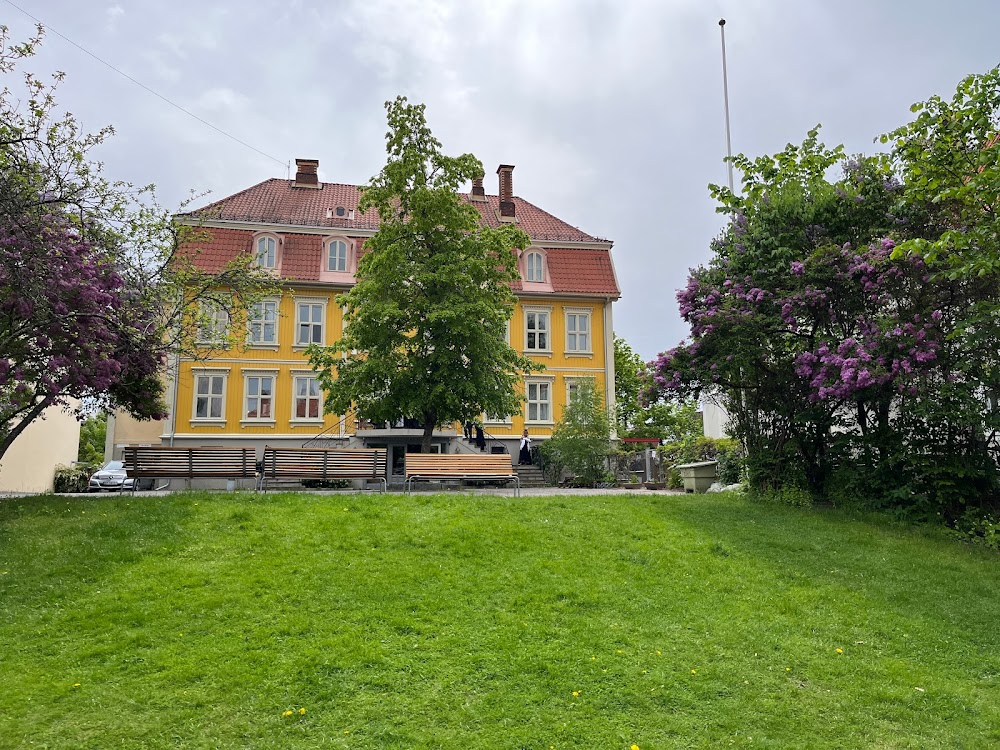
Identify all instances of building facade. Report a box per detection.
[151,160,619,483]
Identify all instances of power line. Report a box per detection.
[3,0,288,169]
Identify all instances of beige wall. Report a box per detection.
[0,404,81,494]
[106,411,165,461]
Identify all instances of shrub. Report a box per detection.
[53,464,93,493]
[658,437,743,488]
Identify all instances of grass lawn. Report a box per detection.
[1,490,999,749]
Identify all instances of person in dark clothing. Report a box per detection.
[475,423,486,451]
[464,420,474,440]
[518,429,532,465]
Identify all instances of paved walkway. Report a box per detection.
[4,486,688,499]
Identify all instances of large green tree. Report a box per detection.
[308,97,540,452]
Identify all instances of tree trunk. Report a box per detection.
[420,411,436,454]
[0,396,55,462]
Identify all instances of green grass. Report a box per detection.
[1,491,999,749]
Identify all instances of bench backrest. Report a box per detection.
[122,446,257,478]
[405,453,515,478]
[261,447,387,479]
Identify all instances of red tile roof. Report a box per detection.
[184,179,607,244]
[179,179,619,298]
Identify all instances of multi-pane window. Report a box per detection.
[566,377,594,405]
[196,302,229,344]
[249,300,278,345]
[244,375,274,420]
[255,236,277,269]
[525,310,550,351]
[526,380,551,422]
[293,376,322,420]
[193,373,226,420]
[526,251,544,282]
[327,240,348,272]
[296,301,325,346]
[566,311,590,352]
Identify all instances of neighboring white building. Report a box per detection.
[702,396,729,439]
[0,404,80,493]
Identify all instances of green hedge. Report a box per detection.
[53,464,95,493]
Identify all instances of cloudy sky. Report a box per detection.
[5,0,999,360]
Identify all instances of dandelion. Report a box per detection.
[299,707,306,715]
[632,745,641,750]
[282,710,293,717]
[616,649,623,655]
[691,669,697,675]
[656,650,662,656]
[72,683,81,688]
[572,691,580,698]
[786,667,791,672]
[835,647,844,655]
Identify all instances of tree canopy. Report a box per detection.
[308,97,540,452]
[644,66,1000,522]
[0,25,276,461]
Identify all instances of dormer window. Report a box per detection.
[526,251,544,282]
[328,239,348,272]
[254,235,278,269]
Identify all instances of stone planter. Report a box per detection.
[676,461,719,493]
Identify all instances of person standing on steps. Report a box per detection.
[475,422,486,451]
[518,429,532,465]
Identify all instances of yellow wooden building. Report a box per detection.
[154,160,620,481]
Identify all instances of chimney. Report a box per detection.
[470,172,486,202]
[293,158,320,189]
[497,164,515,220]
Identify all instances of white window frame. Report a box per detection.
[525,251,544,282]
[291,372,324,423]
[195,301,229,345]
[327,239,349,272]
[525,376,555,424]
[524,306,552,354]
[294,297,327,347]
[565,308,593,354]
[248,298,280,347]
[191,368,229,425]
[253,234,280,270]
[565,376,595,406]
[242,370,278,424]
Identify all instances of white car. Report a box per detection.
[88,461,136,492]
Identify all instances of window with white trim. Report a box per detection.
[565,310,591,353]
[295,300,325,346]
[193,372,226,421]
[196,301,229,344]
[565,376,595,405]
[293,375,322,421]
[327,239,348,272]
[526,379,552,423]
[254,235,277,269]
[525,308,550,352]
[244,374,275,421]
[525,251,544,282]
[249,299,279,345]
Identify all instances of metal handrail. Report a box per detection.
[301,411,355,448]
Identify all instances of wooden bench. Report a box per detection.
[122,446,257,491]
[404,454,519,496]
[260,447,387,492]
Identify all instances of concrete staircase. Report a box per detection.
[515,464,546,488]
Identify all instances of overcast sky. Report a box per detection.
[6,0,999,360]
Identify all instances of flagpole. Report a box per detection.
[719,18,734,193]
